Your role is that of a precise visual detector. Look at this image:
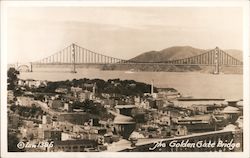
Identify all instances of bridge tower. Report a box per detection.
[214,47,220,74]
[71,43,77,73]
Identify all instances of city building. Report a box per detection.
[7,90,14,103]
[48,100,63,110]
[58,112,99,125]
[113,114,136,139]
[55,87,68,94]
[70,86,83,93]
[44,129,62,141]
[115,105,137,116]
[50,139,99,152]
[78,91,91,102]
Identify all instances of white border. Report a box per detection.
[1,1,249,158]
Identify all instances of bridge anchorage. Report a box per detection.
[31,43,242,74]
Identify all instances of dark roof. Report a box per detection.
[54,139,97,146]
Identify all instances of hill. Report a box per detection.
[130,46,242,62]
[224,49,243,61]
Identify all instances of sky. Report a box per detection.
[6,7,243,63]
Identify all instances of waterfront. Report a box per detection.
[19,68,243,99]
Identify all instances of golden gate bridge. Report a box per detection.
[16,43,243,73]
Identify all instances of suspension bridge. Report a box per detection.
[15,43,243,73]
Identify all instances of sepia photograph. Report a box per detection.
[1,1,249,158]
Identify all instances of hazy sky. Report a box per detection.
[7,7,243,63]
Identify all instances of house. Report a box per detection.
[17,79,25,86]
[50,139,98,152]
[70,86,82,93]
[78,91,91,102]
[191,104,222,114]
[155,99,165,109]
[7,90,14,103]
[19,126,39,141]
[55,87,68,94]
[24,79,42,88]
[222,106,241,123]
[134,96,141,105]
[48,100,63,110]
[58,112,99,125]
[61,132,76,141]
[176,125,188,136]
[174,115,216,132]
[16,96,35,107]
[139,100,150,109]
[44,129,62,141]
[38,124,52,140]
[42,115,52,124]
[159,115,171,126]
[8,114,20,129]
[102,98,116,107]
[115,105,137,116]
[148,99,157,109]
[63,102,72,112]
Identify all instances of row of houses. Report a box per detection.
[18,79,47,88]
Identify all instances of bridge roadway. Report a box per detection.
[33,62,242,66]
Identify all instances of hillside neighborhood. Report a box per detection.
[7,68,243,152]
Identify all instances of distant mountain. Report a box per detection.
[130,46,242,62]
[224,49,243,61]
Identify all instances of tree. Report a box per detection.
[7,68,20,90]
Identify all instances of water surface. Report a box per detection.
[19,68,243,99]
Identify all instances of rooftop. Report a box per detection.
[54,139,97,146]
[106,139,132,152]
[113,114,135,124]
[222,106,240,113]
[115,105,137,109]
